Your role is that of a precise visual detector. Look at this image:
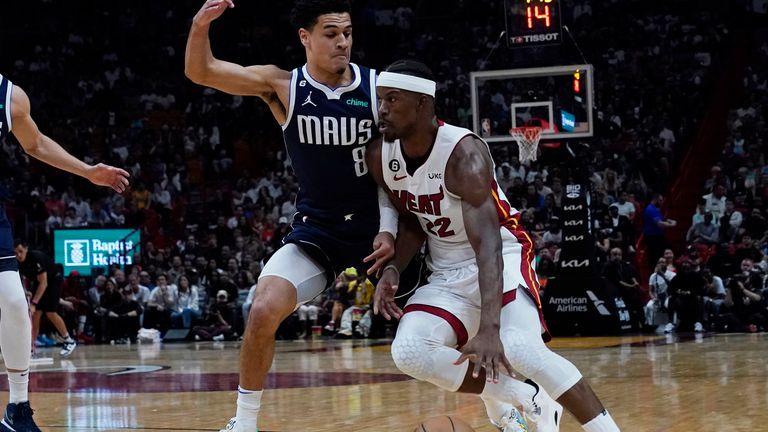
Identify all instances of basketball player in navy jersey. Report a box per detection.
[368,60,621,432]
[0,74,129,431]
[185,1,397,430]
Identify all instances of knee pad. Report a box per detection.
[391,334,434,381]
[501,329,582,399]
[501,329,547,378]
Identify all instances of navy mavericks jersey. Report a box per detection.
[0,74,10,140]
[282,63,379,240]
[0,74,16,270]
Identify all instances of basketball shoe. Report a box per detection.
[60,338,77,357]
[220,417,257,432]
[494,406,529,432]
[522,379,562,432]
[1,401,41,432]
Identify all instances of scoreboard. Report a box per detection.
[504,0,563,48]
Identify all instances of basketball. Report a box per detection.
[415,415,476,432]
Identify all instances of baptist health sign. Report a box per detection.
[54,229,141,276]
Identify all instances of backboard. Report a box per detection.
[470,64,594,142]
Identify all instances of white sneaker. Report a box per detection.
[495,406,529,432]
[60,339,77,357]
[523,380,562,432]
[213,334,225,341]
[219,417,256,432]
[664,323,675,334]
[694,322,704,333]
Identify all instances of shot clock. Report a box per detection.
[504,0,563,48]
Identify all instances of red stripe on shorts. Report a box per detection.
[502,227,553,342]
[502,289,517,305]
[403,304,469,349]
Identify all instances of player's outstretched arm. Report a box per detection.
[365,138,425,272]
[366,138,425,319]
[449,136,514,383]
[185,0,290,99]
[10,85,129,193]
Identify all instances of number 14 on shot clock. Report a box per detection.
[504,0,563,48]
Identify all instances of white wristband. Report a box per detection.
[378,187,399,236]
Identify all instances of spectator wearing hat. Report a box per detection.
[324,268,358,333]
[335,272,374,339]
[192,289,235,341]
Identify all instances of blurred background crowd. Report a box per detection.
[1,0,767,343]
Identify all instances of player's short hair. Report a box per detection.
[384,59,436,82]
[13,239,27,248]
[290,0,352,31]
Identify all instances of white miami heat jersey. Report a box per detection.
[382,122,529,272]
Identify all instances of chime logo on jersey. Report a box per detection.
[296,115,373,146]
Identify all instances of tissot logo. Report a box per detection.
[518,33,560,43]
[428,173,442,180]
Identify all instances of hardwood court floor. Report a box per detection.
[3,333,767,431]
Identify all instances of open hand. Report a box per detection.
[454,330,514,383]
[373,266,402,320]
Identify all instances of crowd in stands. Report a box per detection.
[2,1,766,342]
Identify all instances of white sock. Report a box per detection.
[480,374,537,408]
[235,386,262,429]
[583,410,620,432]
[8,370,29,404]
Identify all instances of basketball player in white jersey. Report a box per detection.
[0,75,129,431]
[367,60,621,432]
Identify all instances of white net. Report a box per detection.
[509,127,542,164]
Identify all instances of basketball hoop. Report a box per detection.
[509,127,542,164]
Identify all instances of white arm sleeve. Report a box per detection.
[378,187,399,236]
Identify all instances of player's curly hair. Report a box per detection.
[384,59,436,82]
[290,0,352,31]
